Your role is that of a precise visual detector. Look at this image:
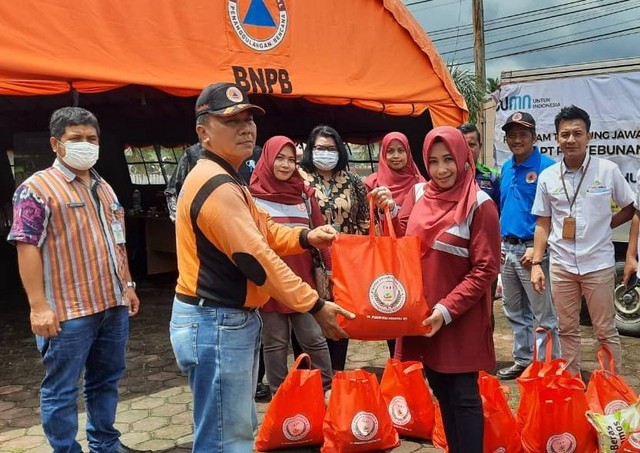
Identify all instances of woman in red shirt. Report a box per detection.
[249,136,333,395]
[371,126,500,453]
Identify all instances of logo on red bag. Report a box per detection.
[625,432,640,448]
[369,274,407,314]
[493,448,506,453]
[604,399,629,414]
[546,433,577,453]
[282,414,311,441]
[388,396,412,426]
[351,411,379,441]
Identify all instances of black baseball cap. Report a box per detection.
[195,82,265,118]
[502,111,536,131]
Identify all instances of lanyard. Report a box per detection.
[560,156,591,215]
[319,175,337,225]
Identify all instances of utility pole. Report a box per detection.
[472,0,487,153]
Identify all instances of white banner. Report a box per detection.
[494,71,640,189]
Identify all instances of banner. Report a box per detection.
[494,71,640,189]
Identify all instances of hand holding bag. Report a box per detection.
[330,198,429,340]
[322,369,399,452]
[255,354,325,451]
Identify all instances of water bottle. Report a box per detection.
[132,189,142,212]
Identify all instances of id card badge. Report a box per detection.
[111,221,126,244]
[562,216,576,240]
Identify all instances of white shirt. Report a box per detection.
[532,155,634,275]
[634,168,640,278]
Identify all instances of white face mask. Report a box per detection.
[59,141,100,170]
[312,150,339,171]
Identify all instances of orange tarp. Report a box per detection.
[0,0,467,126]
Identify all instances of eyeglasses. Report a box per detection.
[313,146,338,152]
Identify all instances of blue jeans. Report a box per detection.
[170,298,262,453]
[36,306,129,453]
[501,242,560,366]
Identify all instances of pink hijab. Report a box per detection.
[365,132,425,206]
[249,136,303,204]
[407,126,478,250]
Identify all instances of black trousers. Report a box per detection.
[327,338,349,371]
[425,367,483,453]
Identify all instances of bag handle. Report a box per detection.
[368,196,396,240]
[403,363,424,375]
[597,345,615,374]
[532,327,553,364]
[291,353,312,371]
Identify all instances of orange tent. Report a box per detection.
[0,0,467,127]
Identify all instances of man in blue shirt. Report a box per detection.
[497,111,561,380]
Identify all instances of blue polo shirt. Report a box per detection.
[500,147,554,239]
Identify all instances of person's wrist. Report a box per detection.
[531,261,543,267]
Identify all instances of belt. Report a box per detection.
[502,236,533,245]
[176,293,256,311]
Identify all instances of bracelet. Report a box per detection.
[530,261,543,266]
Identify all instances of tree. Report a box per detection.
[486,76,500,94]
[447,62,485,124]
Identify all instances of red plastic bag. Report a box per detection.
[431,400,449,452]
[622,432,640,452]
[255,354,325,451]
[478,371,523,453]
[521,375,598,453]
[331,199,429,340]
[516,327,570,429]
[586,345,638,414]
[322,369,400,452]
[379,359,435,439]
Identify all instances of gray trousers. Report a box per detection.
[260,311,333,393]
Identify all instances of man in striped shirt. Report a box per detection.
[8,107,147,453]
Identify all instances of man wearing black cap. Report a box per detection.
[497,111,561,380]
[169,82,353,451]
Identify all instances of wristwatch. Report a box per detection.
[530,261,543,267]
[126,281,137,290]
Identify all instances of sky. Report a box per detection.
[404,0,640,80]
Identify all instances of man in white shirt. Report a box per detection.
[531,105,634,375]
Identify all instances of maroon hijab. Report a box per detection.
[249,136,303,204]
[365,132,425,205]
[407,126,478,250]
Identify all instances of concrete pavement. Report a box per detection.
[1,281,639,452]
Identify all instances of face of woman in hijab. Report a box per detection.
[273,144,297,181]
[385,139,408,171]
[427,141,458,190]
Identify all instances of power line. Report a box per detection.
[438,2,640,55]
[431,0,632,42]
[456,25,640,64]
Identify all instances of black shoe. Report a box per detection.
[255,382,271,401]
[496,363,528,380]
[116,444,151,453]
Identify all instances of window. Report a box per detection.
[124,144,186,185]
[348,142,380,178]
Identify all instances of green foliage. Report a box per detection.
[447,62,486,124]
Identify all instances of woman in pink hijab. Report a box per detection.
[371,126,500,453]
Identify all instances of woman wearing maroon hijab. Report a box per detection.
[365,132,425,357]
[371,126,500,453]
[365,131,425,206]
[249,136,333,395]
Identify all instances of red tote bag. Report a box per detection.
[322,369,399,452]
[478,371,523,453]
[255,354,325,451]
[379,359,435,440]
[331,199,429,340]
[586,345,638,415]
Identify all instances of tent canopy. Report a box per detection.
[0,0,467,126]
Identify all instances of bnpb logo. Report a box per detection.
[228,0,288,52]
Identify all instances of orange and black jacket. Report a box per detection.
[175,152,324,313]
